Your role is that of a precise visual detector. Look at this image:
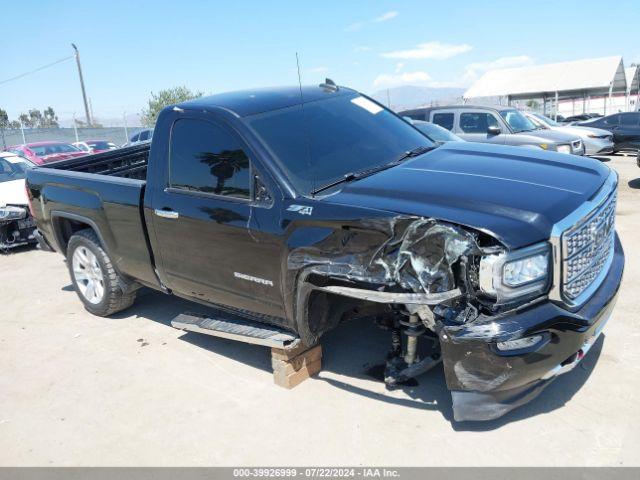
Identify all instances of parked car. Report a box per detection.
[575,112,640,153]
[400,105,585,155]
[72,141,92,153]
[86,140,118,153]
[27,85,623,422]
[7,141,87,165]
[407,119,464,145]
[128,129,153,146]
[523,112,614,156]
[564,113,603,124]
[0,152,37,249]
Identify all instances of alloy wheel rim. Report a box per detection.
[72,247,105,304]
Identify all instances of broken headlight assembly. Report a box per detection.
[0,206,27,222]
[479,242,551,304]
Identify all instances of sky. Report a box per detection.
[1,0,639,123]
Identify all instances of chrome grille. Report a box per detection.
[561,190,616,302]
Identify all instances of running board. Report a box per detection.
[171,312,301,349]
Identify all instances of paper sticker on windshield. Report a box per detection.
[351,96,383,115]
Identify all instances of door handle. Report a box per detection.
[154,208,179,219]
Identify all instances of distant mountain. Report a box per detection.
[370,85,465,112]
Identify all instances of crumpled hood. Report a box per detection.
[326,142,611,248]
[0,179,28,207]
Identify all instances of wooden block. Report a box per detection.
[271,345,322,372]
[271,343,319,362]
[273,358,322,389]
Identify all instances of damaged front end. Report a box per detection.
[0,205,37,250]
[287,213,623,422]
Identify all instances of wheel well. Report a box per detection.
[53,216,96,256]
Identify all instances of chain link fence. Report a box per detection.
[1,126,148,150]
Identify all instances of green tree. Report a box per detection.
[28,108,43,128]
[526,99,539,110]
[19,113,31,127]
[0,108,8,129]
[42,106,59,128]
[140,86,203,126]
[8,120,20,130]
[0,108,8,149]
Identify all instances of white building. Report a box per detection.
[463,56,639,118]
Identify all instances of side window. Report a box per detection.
[621,113,640,126]
[169,118,251,199]
[432,113,454,131]
[603,115,619,126]
[139,130,150,141]
[131,133,140,142]
[460,112,498,133]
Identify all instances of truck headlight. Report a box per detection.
[479,242,551,304]
[0,206,27,221]
[557,144,571,154]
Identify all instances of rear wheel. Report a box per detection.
[67,229,137,316]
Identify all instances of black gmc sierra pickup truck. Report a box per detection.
[26,83,624,421]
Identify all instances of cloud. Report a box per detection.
[381,41,473,60]
[373,11,398,22]
[346,11,398,31]
[394,62,404,73]
[345,22,364,32]
[309,66,329,73]
[373,71,431,88]
[353,46,371,53]
[462,55,533,84]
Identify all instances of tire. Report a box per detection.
[66,229,137,316]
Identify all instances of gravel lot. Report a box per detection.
[1,154,639,466]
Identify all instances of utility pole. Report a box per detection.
[123,112,129,143]
[71,43,92,127]
[72,113,79,142]
[20,120,26,144]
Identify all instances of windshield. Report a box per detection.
[30,143,81,156]
[414,122,462,142]
[247,94,434,195]
[532,113,559,127]
[500,109,537,133]
[0,157,32,183]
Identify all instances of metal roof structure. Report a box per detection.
[625,65,639,93]
[464,56,627,100]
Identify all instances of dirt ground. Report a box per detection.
[1,154,639,466]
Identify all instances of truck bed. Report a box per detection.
[43,144,150,180]
[26,144,159,288]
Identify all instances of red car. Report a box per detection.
[7,141,88,165]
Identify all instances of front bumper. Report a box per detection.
[440,234,624,421]
[583,138,615,156]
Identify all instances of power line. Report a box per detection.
[0,55,74,86]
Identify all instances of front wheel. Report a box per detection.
[67,229,137,316]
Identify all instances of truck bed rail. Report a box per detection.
[42,144,150,180]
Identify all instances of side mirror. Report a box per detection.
[487,125,501,135]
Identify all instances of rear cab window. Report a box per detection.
[169,118,251,200]
[431,112,454,131]
[460,112,499,133]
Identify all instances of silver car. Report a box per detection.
[524,112,614,156]
[400,105,585,155]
